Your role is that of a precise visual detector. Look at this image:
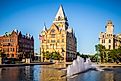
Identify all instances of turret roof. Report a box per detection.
[55,5,66,19]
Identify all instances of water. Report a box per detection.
[0,65,41,81]
[0,65,121,81]
[68,67,121,81]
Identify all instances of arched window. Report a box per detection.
[102,35,104,38]
[109,39,111,43]
[58,16,61,20]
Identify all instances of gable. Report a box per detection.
[47,24,60,34]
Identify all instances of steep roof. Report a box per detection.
[55,5,66,19]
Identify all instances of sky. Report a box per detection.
[0,0,121,54]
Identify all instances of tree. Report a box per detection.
[77,52,81,57]
[51,52,63,60]
[43,51,63,60]
[43,51,52,60]
[95,44,106,63]
[108,46,121,63]
[90,53,98,62]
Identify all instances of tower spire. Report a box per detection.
[42,22,47,31]
[53,5,67,23]
[55,5,66,19]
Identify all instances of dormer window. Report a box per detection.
[51,29,55,33]
[58,16,61,20]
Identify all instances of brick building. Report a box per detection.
[0,29,34,60]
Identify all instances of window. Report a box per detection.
[109,39,111,43]
[51,44,54,49]
[109,45,111,50]
[10,48,12,52]
[62,34,64,37]
[102,35,104,38]
[58,16,61,20]
[41,45,44,49]
[13,48,14,51]
[62,39,64,42]
[10,39,12,42]
[12,54,14,57]
[102,40,105,43]
[57,39,60,43]
[51,40,55,43]
[61,45,64,48]
[47,40,49,43]
[7,54,9,57]
[47,45,49,49]
[0,43,2,46]
[51,34,55,38]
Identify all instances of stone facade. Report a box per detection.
[99,20,121,50]
[40,5,77,62]
[0,29,34,60]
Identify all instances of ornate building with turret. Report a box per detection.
[40,5,77,62]
[99,20,121,50]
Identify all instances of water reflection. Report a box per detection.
[40,64,67,81]
[0,65,41,81]
[0,65,121,81]
[68,67,121,81]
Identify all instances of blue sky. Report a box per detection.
[0,0,121,54]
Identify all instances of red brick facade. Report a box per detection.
[0,30,34,60]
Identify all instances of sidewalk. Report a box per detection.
[95,63,121,67]
[0,62,54,67]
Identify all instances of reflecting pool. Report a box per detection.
[0,64,121,81]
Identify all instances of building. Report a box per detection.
[99,20,121,50]
[0,29,34,61]
[40,5,77,62]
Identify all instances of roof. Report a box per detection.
[55,5,66,19]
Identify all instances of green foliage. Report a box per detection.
[95,44,121,63]
[51,52,62,60]
[108,46,121,63]
[43,51,52,60]
[43,51,63,60]
[95,44,105,52]
[77,52,92,61]
[95,44,106,63]
[77,52,81,56]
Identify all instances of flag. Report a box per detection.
[59,27,62,31]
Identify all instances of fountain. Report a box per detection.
[67,56,94,77]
